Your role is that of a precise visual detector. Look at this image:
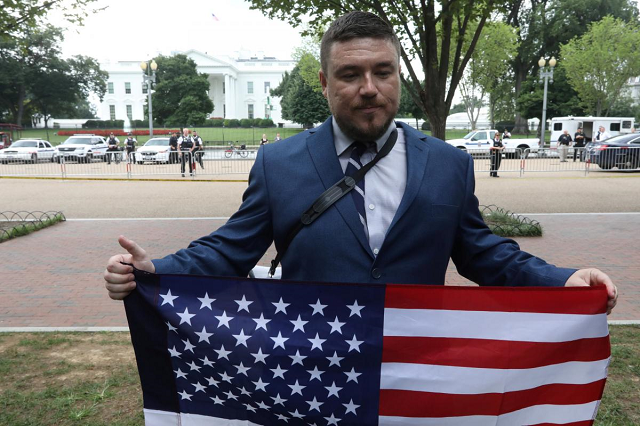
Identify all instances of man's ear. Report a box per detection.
[319,69,328,99]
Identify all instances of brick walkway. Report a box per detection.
[0,214,637,328]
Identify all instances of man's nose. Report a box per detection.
[360,73,379,97]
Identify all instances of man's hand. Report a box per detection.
[103,236,155,300]
[565,268,618,315]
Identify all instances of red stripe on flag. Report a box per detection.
[379,379,606,417]
[385,285,607,314]
[382,336,611,368]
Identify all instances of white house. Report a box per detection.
[98,50,296,125]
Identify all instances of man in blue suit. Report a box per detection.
[104,11,617,313]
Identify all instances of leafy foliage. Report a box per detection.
[150,55,214,127]
[248,0,502,139]
[560,16,640,116]
[0,25,107,127]
[271,55,330,128]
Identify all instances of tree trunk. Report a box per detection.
[427,110,447,141]
[512,61,529,134]
[16,84,25,127]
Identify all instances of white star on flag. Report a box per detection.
[206,376,219,387]
[214,344,232,360]
[270,364,287,379]
[346,334,363,352]
[168,346,181,358]
[346,300,364,317]
[235,295,253,312]
[325,413,341,425]
[289,349,307,366]
[215,310,233,328]
[307,366,324,381]
[290,314,308,332]
[197,292,215,310]
[325,381,342,398]
[192,382,206,393]
[306,396,324,412]
[288,379,306,395]
[326,351,344,367]
[210,395,224,405]
[232,329,251,347]
[234,362,250,376]
[219,371,233,383]
[178,390,192,400]
[187,361,201,372]
[309,299,327,315]
[252,377,269,391]
[174,368,187,379]
[253,313,270,331]
[327,316,345,334]
[272,297,290,314]
[251,348,269,364]
[224,390,238,401]
[182,338,195,353]
[271,331,288,349]
[165,321,177,333]
[344,367,361,383]
[308,333,326,351]
[289,409,305,419]
[343,399,360,415]
[160,289,178,306]
[272,393,287,406]
[177,307,195,325]
[195,326,213,343]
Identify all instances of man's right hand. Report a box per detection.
[104,235,155,300]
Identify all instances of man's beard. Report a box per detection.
[332,103,398,142]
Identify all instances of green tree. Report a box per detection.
[457,22,518,129]
[150,54,214,127]
[560,16,640,116]
[271,56,330,128]
[0,25,106,127]
[517,66,584,126]
[248,0,502,140]
[504,0,638,132]
[398,79,426,128]
[0,0,102,39]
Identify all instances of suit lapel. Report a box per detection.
[306,117,373,256]
[387,123,430,234]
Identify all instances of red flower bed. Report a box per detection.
[57,129,180,137]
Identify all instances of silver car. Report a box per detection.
[0,139,57,164]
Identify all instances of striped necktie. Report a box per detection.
[345,141,371,230]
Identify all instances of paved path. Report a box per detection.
[0,213,638,327]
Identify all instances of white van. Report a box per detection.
[549,116,635,148]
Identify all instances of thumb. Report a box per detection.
[118,235,149,261]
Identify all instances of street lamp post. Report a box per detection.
[140,60,158,137]
[538,56,556,149]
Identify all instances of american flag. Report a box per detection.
[124,274,610,426]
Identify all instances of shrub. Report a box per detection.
[258,118,274,128]
[240,119,253,128]
[495,121,516,133]
[208,119,224,127]
[421,121,431,131]
[224,119,241,128]
[83,120,125,129]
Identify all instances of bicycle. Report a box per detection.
[224,144,249,158]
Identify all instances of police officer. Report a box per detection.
[124,133,137,163]
[169,131,179,164]
[106,132,120,165]
[192,130,205,169]
[178,128,194,177]
[557,130,572,162]
[490,132,504,177]
[573,127,585,162]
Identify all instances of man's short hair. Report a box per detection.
[320,11,401,74]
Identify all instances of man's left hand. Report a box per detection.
[565,268,618,315]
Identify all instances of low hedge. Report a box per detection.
[57,129,180,137]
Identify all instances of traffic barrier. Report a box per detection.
[2,146,639,180]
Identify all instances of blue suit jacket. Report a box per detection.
[154,118,575,286]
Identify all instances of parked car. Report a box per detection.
[136,137,171,164]
[55,135,108,163]
[585,133,640,170]
[445,130,540,158]
[0,139,57,164]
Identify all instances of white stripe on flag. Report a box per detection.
[380,358,610,394]
[378,401,600,426]
[383,308,609,342]
[144,409,264,426]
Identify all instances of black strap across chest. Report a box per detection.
[268,129,398,277]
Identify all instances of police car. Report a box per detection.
[55,135,108,163]
[0,139,57,164]
[135,137,172,163]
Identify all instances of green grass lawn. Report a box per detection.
[15,127,547,146]
[0,326,637,425]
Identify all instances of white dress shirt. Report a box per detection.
[333,119,407,256]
